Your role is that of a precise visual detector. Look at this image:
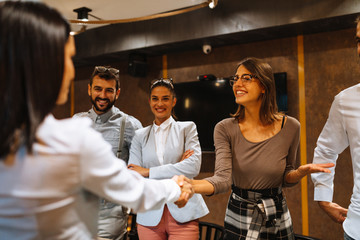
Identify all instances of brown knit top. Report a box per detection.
[205,116,300,194]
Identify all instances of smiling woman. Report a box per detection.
[128,77,209,240]
[149,79,177,125]
[187,57,334,240]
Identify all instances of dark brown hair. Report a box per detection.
[231,57,280,125]
[90,66,120,90]
[0,1,70,158]
[149,78,177,119]
[149,78,176,98]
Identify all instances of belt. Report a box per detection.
[231,185,283,240]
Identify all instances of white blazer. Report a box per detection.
[129,120,209,226]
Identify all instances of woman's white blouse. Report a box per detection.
[153,116,173,165]
[0,115,180,240]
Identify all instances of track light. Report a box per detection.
[208,0,218,9]
[73,7,92,21]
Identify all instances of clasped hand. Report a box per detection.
[172,175,194,208]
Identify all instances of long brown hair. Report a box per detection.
[231,57,280,125]
[0,1,70,158]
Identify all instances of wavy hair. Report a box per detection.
[231,57,280,125]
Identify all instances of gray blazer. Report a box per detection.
[128,120,209,226]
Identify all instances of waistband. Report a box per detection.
[231,185,282,199]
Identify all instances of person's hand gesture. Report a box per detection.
[286,163,335,183]
[172,175,194,208]
[318,201,348,223]
[298,163,335,175]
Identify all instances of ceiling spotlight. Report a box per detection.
[202,44,212,54]
[70,26,87,36]
[73,7,92,21]
[208,0,218,9]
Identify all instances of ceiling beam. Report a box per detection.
[74,0,360,66]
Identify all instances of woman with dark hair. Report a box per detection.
[187,57,334,240]
[128,78,209,240]
[0,2,192,239]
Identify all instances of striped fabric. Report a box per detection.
[224,186,294,240]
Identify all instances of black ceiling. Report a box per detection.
[73,0,360,67]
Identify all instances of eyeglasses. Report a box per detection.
[150,78,174,89]
[229,74,257,86]
[94,66,119,75]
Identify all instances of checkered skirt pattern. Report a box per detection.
[223,186,294,240]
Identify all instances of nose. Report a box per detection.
[233,78,244,87]
[99,89,106,98]
[156,99,165,106]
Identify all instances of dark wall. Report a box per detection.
[53,26,357,239]
[305,28,357,238]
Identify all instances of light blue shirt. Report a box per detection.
[73,106,143,162]
[73,106,142,238]
[311,83,360,239]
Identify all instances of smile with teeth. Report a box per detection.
[96,98,109,106]
[235,90,247,97]
[155,108,166,113]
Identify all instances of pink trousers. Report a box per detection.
[137,205,199,240]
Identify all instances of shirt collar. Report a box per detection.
[88,105,116,123]
[153,116,174,132]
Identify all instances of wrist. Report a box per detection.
[285,169,302,183]
[318,201,331,209]
[296,167,306,178]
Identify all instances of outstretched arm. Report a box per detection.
[318,201,348,223]
[285,163,334,184]
[183,178,215,196]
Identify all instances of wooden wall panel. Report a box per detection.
[52,26,359,239]
[305,28,358,239]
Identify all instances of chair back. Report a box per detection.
[199,221,224,240]
[294,234,320,240]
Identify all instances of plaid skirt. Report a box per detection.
[224,185,294,240]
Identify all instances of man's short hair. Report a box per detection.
[90,66,120,89]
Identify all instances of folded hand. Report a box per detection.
[127,164,149,177]
[179,149,194,162]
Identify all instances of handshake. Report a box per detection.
[172,175,194,208]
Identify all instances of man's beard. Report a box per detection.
[90,96,116,114]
